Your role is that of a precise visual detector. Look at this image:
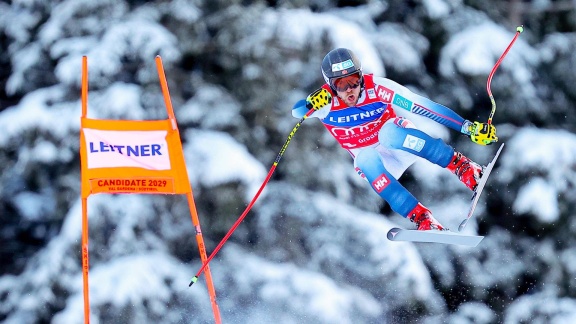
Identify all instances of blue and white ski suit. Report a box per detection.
[293,74,472,218]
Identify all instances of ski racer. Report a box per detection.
[292,48,497,231]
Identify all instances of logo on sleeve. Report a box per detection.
[372,173,390,193]
[376,86,394,103]
[393,94,413,111]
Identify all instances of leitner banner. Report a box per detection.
[80,118,188,197]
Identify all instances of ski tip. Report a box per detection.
[460,235,484,247]
[470,238,484,247]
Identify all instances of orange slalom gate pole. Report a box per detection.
[186,193,221,323]
[82,56,88,117]
[155,56,222,323]
[81,56,91,324]
[81,199,90,324]
[155,56,178,130]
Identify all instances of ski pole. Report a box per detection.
[486,25,524,125]
[189,107,316,287]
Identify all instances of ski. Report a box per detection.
[387,227,483,247]
[458,143,505,232]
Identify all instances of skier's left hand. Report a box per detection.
[469,121,497,145]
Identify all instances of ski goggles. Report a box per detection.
[331,73,361,92]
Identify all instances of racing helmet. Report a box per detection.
[321,48,364,92]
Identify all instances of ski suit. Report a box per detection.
[292,74,472,218]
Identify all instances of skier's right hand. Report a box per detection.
[469,121,497,145]
[306,88,332,111]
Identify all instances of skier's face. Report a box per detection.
[333,73,361,107]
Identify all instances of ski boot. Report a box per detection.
[408,203,446,231]
[447,152,484,191]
